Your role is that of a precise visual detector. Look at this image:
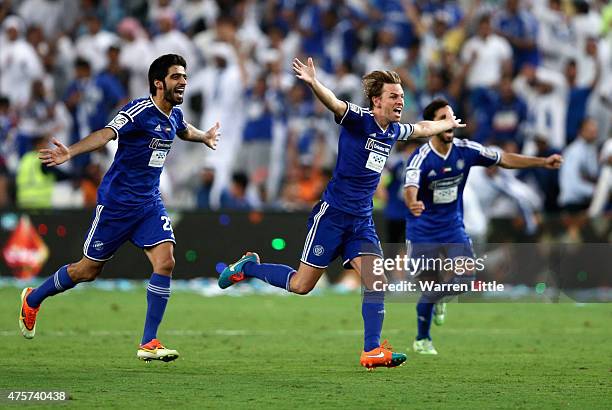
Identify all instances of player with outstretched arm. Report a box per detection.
[19,54,221,362]
[404,98,563,355]
[219,58,466,369]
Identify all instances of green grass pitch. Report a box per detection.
[2,287,611,409]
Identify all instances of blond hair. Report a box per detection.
[362,70,402,109]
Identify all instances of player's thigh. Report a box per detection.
[83,204,135,262]
[300,201,344,270]
[289,262,326,294]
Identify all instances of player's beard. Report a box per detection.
[437,131,453,144]
[163,82,183,106]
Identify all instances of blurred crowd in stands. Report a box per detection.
[0,0,610,240]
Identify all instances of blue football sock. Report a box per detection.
[142,273,171,345]
[243,262,295,291]
[362,291,385,351]
[416,299,434,340]
[26,265,75,308]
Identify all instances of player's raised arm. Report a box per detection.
[499,152,563,169]
[177,122,221,150]
[292,57,347,118]
[38,128,116,167]
[411,105,466,138]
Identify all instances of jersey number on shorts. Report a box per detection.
[161,216,174,233]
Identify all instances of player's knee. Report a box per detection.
[155,255,175,275]
[290,280,314,295]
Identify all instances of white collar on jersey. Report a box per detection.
[149,95,172,118]
[428,140,453,160]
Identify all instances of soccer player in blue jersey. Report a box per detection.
[219,58,466,369]
[404,99,562,355]
[19,54,221,362]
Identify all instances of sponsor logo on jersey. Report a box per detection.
[481,147,498,161]
[365,138,391,157]
[109,114,129,130]
[428,174,463,190]
[155,124,162,132]
[428,170,437,177]
[149,138,173,150]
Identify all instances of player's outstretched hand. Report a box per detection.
[443,105,466,129]
[544,154,563,169]
[38,138,70,166]
[293,57,316,85]
[409,201,425,217]
[204,121,221,150]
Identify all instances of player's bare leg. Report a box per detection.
[137,241,179,362]
[351,255,407,369]
[19,257,105,339]
[288,263,326,294]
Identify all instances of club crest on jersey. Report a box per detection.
[313,245,325,256]
[93,241,104,251]
[365,138,391,157]
[149,138,173,150]
[457,159,465,170]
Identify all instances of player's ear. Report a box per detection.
[154,79,164,91]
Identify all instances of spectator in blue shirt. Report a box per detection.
[495,0,540,73]
[63,57,126,172]
[486,75,528,152]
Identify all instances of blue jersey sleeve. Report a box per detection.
[105,99,147,138]
[404,145,430,188]
[335,101,370,133]
[173,107,188,134]
[455,139,501,167]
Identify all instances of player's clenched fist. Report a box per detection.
[408,201,425,217]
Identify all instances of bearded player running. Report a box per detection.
[19,54,221,362]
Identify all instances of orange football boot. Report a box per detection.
[360,340,407,370]
[19,287,39,339]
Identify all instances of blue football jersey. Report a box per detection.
[404,138,500,241]
[98,97,187,208]
[322,102,414,216]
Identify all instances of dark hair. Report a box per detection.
[362,70,402,109]
[232,172,249,189]
[148,54,186,95]
[75,57,91,70]
[423,98,449,121]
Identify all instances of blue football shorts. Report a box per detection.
[82,199,175,261]
[300,201,383,269]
